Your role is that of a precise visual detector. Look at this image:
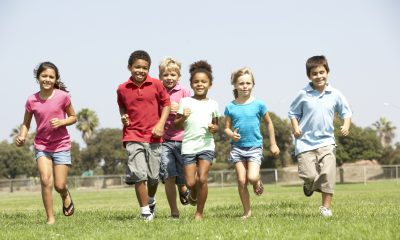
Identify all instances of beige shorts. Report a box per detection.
[297,144,336,194]
[126,142,161,185]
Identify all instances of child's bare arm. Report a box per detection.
[224,116,240,141]
[340,117,351,136]
[264,112,280,156]
[290,118,302,139]
[15,111,33,147]
[174,108,191,130]
[152,105,171,138]
[208,117,219,134]
[50,104,77,128]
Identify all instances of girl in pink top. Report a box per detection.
[15,62,77,224]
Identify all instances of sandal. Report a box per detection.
[253,180,264,196]
[63,190,75,216]
[179,189,190,205]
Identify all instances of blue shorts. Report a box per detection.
[229,146,263,165]
[160,140,185,185]
[35,150,72,165]
[182,150,214,165]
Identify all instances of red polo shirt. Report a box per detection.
[117,75,170,144]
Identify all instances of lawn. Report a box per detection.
[0,181,399,239]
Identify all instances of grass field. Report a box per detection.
[1,181,399,239]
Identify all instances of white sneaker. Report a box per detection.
[140,212,154,221]
[319,206,333,217]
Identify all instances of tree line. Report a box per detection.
[1,109,399,179]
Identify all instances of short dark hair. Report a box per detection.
[128,50,151,67]
[306,55,330,77]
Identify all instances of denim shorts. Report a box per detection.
[35,150,72,165]
[160,140,185,185]
[229,146,263,165]
[182,150,214,165]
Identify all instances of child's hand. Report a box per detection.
[121,114,130,127]
[293,127,302,139]
[208,124,218,134]
[182,108,191,119]
[170,102,179,113]
[152,123,164,138]
[340,125,349,136]
[15,136,25,147]
[269,144,280,156]
[50,118,64,128]
[231,128,241,142]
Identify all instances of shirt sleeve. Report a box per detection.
[335,91,352,119]
[212,100,220,118]
[288,90,304,120]
[25,98,32,113]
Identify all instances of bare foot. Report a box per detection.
[46,217,55,225]
[194,213,203,221]
[241,210,252,219]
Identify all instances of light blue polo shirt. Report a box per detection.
[288,84,352,155]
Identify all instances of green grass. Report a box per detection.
[1,182,399,239]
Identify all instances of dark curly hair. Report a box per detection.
[128,50,151,67]
[34,61,68,92]
[189,60,213,83]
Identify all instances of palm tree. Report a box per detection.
[76,108,99,144]
[373,117,396,147]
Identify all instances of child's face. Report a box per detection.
[191,72,211,98]
[235,74,254,98]
[160,70,180,90]
[308,65,328,92]
[38,68,56,91]
[128,59,150,84]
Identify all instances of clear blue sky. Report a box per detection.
[1,0,399,147]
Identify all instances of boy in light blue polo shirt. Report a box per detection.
[288,55,352,217]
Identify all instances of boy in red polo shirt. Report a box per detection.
[117,50,171,221]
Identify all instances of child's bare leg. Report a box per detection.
[235,161,251,217]
[322,192,333,208]
[184,163,198,203]
[194,160,211,220]
[247,162,261,193]
[37,157,55,224]
[165,177,179,216]
[135,181,148,207]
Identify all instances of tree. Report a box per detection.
[0,141,36,179]
[372,117,396,147]
[76,108,99,144]
[334,117,383,164]
[81,128,125,175]
[261,112,293,168]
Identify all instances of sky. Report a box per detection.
[1,0,399,147]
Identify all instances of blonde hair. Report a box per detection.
[159,57,182,78]
[231,67,255,98]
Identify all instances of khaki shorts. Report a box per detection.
[297,145,336,194]
[125,142,161,185]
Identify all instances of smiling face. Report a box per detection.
[160,70,180,90]
[38,68,57,91]
[128,59,150,84]
[308,65,328,92]
[191,72,211,99]
[235,74,254,98]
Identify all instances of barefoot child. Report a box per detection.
[174,60,219,220]
[224,67,280,219]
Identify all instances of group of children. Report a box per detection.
[16,50,352,224]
